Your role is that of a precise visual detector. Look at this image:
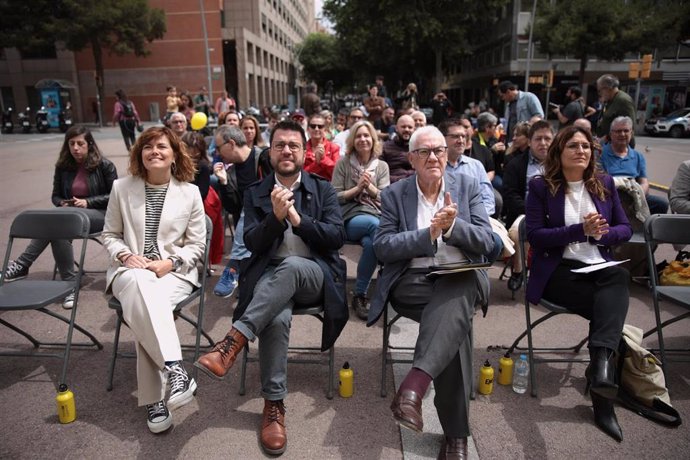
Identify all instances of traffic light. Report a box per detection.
[628,62,640,79]
[641,54,653,79]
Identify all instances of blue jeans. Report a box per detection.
[345,214,380,296]
[646,194,669,215]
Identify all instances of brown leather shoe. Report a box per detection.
[261,399,287,455]
[390,388,423,432]
[438,437,468,460]
[193,327,247,380]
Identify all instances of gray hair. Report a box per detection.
[477,112,498,132]
[215,124,247,147]
[597,74,620,89]
[170,111,186,122]
[610,116,633,131]
[409,126,444,151]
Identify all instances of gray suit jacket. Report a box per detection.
[367,171,493,326]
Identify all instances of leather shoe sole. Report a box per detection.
[391,389,423,432]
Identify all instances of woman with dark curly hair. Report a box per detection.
[3,126,117,308]
[525,125,632,442]
[102,126,206,434]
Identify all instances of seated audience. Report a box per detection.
[305,113,340,180]
[369,126,493,460]
[411,110,427,129]
[3,126,117,309]
[380,114,415,183]
[502,120,554,292]
[195,120,348,456]
[526,125,632,441]
[102,126,206,433]
[599,116,668,215]
[669,159,690,214]
[331,121,390,320]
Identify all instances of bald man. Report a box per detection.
[381,114,416,183]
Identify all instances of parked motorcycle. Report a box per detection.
[18,107,31,133]
[1,107,13,134]
[59,103,73,133]
[36,106,49,133]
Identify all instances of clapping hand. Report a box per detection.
[271,184,295,222]
[430,192,458,240]
[583,212,609,239]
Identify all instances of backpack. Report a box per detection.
[121,100,134,118]
[615,324,682,427]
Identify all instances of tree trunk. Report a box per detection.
[434,48,442,94]
[91,38,105,127]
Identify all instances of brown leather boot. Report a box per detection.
[193,327,247,380]
[261,399,287,455]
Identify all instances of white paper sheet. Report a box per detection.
[570,259,630,274]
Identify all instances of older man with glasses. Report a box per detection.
[332,107,365,152]
[169,112,188,137]
[369,126,493,459]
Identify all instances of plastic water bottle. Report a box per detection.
[512,354,529,394]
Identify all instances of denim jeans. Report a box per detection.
[233,257,324,399]
[345,214,380,296]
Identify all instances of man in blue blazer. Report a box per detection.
[369,126,494,459]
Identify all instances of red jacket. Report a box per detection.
[305,138,340,181]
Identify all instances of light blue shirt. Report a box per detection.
[446,155,495,216]
[526,151,544,198]
[599,144,647,179]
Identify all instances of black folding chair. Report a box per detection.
[379,303,416,398]
[0,209,103,387]
[239,305,336,399]
[105,216,215,390]
[505,219,589,397]
[643,214,690,374]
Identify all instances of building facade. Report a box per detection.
[0,0,315,123]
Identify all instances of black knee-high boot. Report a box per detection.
[586,347,618,399]
[591,393,623,442]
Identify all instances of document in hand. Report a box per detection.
[426,262,493,279]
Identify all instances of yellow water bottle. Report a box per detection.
[56,384,76,424]
[478,360,494,395]
[498,353,514,386]
[339,362,354,398]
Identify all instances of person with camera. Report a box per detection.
[431,92,453,126]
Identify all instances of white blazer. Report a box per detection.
[102,175,206,292]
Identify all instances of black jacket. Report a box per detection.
[51,158,118,209]
[235,171,348,351]
[218,146,273,224]
[502,149,530,227]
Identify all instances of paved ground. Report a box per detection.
[0,128,689,459]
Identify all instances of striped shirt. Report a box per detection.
[144,183,169,260]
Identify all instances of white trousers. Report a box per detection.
[112,269,193,406]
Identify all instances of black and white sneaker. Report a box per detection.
[166,361,197,411]
[4,260,28,282]
[146,400,172,433]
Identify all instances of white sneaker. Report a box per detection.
[62,291,75,309]
[146,400,172,433]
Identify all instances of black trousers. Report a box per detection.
[542,260,629,350]
[119,119,136,150]
[389,269,478,438]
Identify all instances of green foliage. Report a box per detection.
[296,32,352,91]
[532,0,684,81]
[322,0,508,95]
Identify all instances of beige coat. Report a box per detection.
[102,175,206,292]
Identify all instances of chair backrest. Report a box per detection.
[10,209,90,240]
[644,214,690,246]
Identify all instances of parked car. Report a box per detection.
[644,107,690,138]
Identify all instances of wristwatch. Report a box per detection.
[168,256,182,272]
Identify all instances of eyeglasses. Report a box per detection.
[446,133,468,140]
[309,124,325,129]
[411,146,447,159]
[565,142,592,151]
[272,142,303,152]
[611,129,631,135]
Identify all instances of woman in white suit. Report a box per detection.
[102,126,206,434]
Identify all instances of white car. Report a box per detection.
[644,107,690,138]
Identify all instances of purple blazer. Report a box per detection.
[525,174,632,305]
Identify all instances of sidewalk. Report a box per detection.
[0,129,689,458]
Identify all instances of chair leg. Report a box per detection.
[107,317,123,392]
[380,307,390,398]
[327,346,335,400]
[524,299,538,397]
[239,346,249,396]
[0,317,41,348]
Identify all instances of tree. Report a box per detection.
[531,0,683,85]
[0,0,165,122]
[323,0,508,97]
[296,32,352,92]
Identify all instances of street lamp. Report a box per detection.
[524,0,538,92]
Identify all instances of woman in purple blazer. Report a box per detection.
[525,125,632,442]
